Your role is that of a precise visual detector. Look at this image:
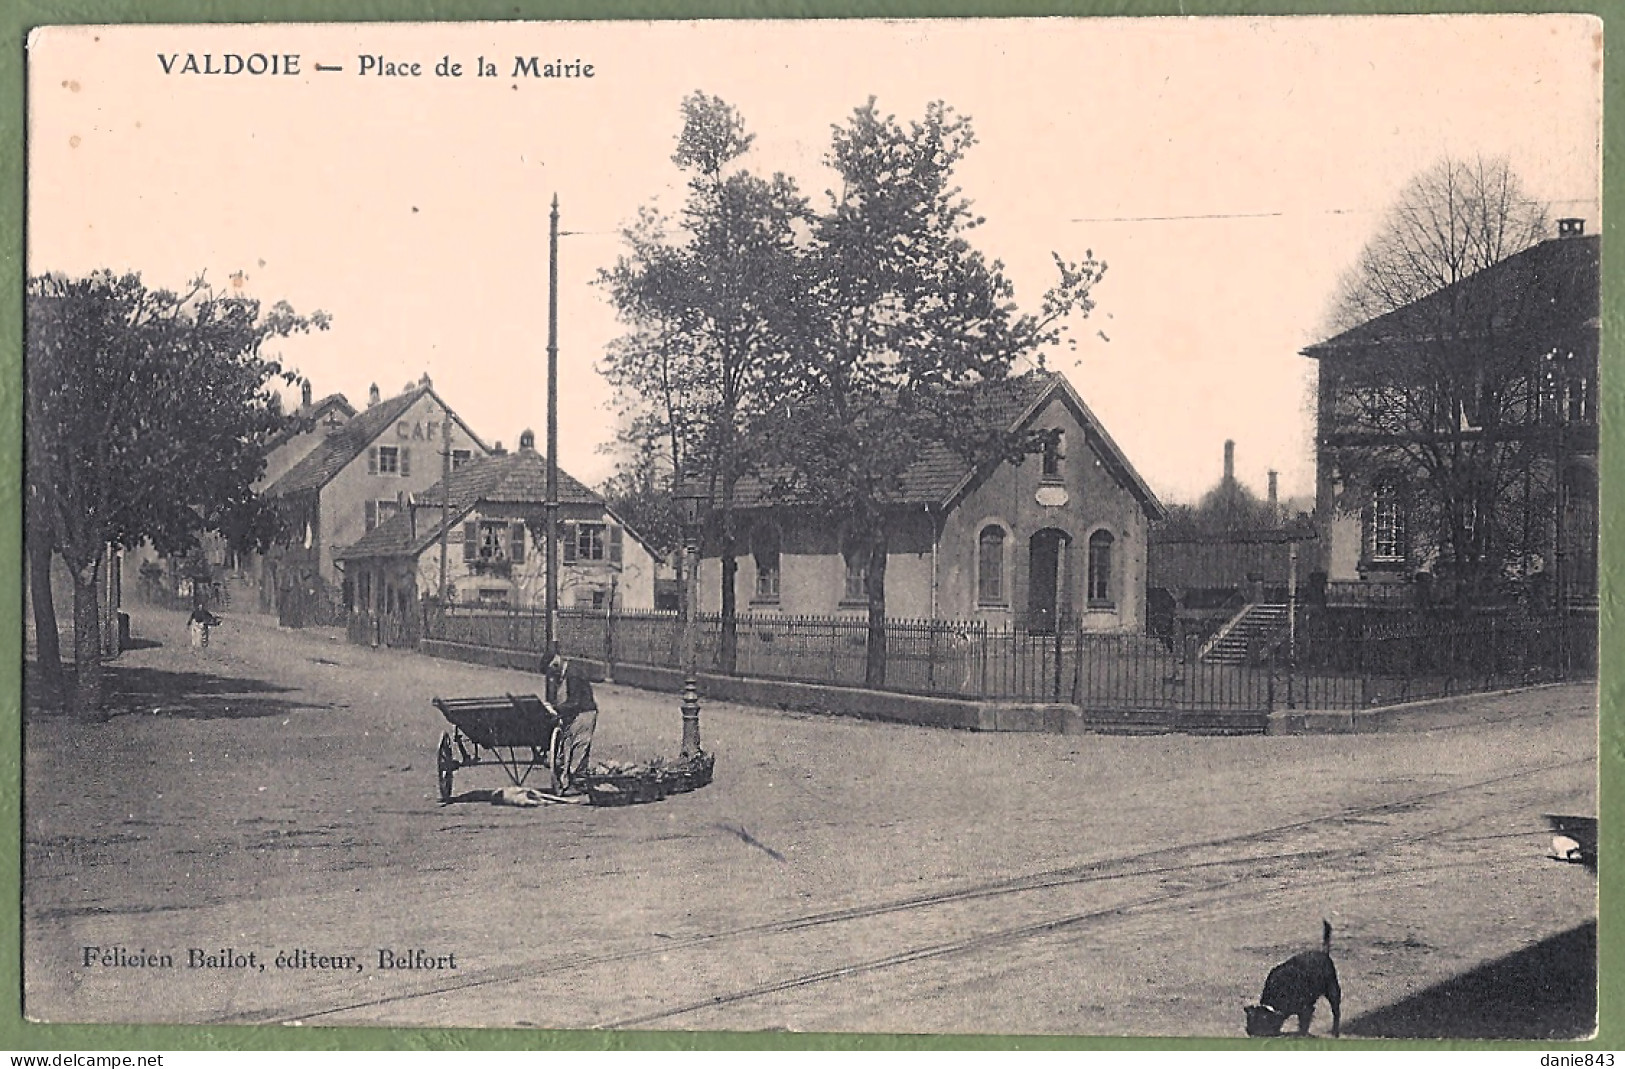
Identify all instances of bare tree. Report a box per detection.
[1310,155,1589,607]
[1325,155,1550,333]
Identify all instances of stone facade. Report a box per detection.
[698,372,1161,632]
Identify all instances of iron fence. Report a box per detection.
[408,604,1595,713]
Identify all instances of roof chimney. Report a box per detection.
[1223,440,1235,483]
[1558,218,1585,238]
[419,372,433,388]
[301,381,313,409]
[1267,470,1279,516]
[519,429,536,452]
[368,383,380,408]
[493,441,506,456]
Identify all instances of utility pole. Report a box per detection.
[545,194,560,660]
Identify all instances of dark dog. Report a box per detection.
[1244,920,1342,1037]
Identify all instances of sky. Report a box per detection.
[26,16,1602,507]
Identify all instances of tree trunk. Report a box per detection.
[864,530,888,689]
[27,533,63,698]
[70,555,105,716]
[719,550,739,675]
[717,480,740,675]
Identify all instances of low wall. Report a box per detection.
[417,641,1269,736]
[418,640,606,681]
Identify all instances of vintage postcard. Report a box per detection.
[22,16,1603,1040]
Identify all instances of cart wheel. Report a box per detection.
[437,733,456,803]
[549,723,567,794]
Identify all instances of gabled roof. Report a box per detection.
[730,370,1165,520]
[334,446,610,561]
[263,384,487,498]
[1302,233,1600,359]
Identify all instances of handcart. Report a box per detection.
[433,693,565,803]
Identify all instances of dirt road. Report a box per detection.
[23,606,1598,1039]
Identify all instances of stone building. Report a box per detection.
[698,371,1164,632]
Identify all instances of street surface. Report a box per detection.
[23,606,1598,1039]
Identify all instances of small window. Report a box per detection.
[1087,529,1114,607]
[842,535,869,603]
[480,522,508,561]
[977,525,1006,605]
[365,499,400,531]
[375,446,400,475]
[574,523,607,562]
[753,523,781,601]
[451,449,473,471]
[1568,376,1590,423]
[1370,478,1406,563]
[1041,431,1065,481]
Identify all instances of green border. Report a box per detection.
[0,0,1616,1055]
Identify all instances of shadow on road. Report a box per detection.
[25,661,324,721]
[1345,920,1596,1040]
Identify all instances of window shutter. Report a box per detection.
[562,523,577,564]
[400,448,411,476]
[510,522,526,564]
[463,522,477,561]
[367,447,378,475]
[609,525,623,564]
[365,500,377,531]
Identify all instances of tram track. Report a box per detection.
[222,752,1588,1028]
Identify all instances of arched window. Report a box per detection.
[977,525,1006,605]
[753,522,781,601]
[1086,529,1115,607]
[1370,477,1406,563]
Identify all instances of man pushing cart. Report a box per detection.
[432,650,598,803]
[544,650,597,793]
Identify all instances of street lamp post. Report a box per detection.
[675,474,707,758]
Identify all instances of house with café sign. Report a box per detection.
[259,375,489,622]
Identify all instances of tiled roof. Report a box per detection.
[729,370,1163,518]
[264,385,489,498]
[264,387,429,497]
[1303,234,1599,358]
[261,393,356,452]
[333,447,603,560]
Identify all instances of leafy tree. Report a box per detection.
[598,93,808,669]
[25,271,328,713]
[1312,155,1581,606]
[758,99,1105,685]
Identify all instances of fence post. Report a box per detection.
[927,620,937,693]
[978,621,989,700]
[1052,617,1064,701]
[1286,645,1296,710]
[1071,616,1085,705]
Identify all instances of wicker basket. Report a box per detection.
[584,769,666,806]
[666,751,715,792]
[585,781,637,807]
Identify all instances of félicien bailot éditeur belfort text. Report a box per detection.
[155,52,595,79]
[80,945,459,975]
